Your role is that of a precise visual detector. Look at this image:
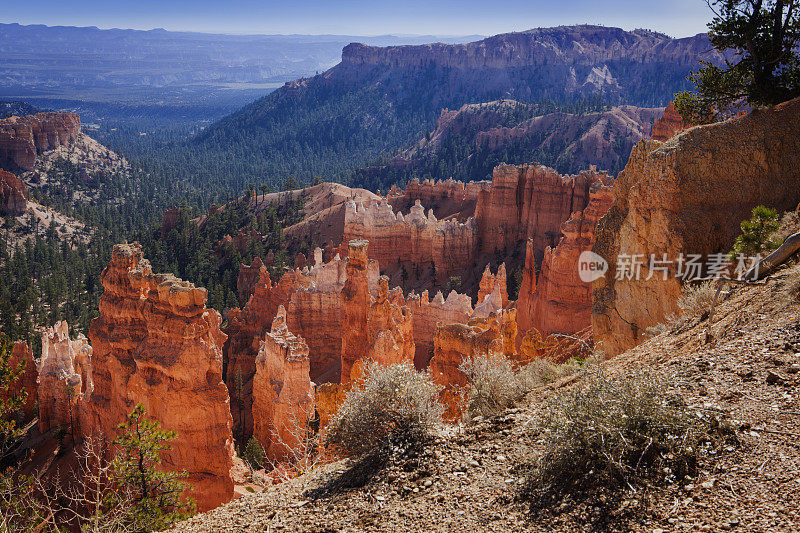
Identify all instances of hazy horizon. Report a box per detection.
[1,0,712,39]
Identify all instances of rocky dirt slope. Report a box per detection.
[172,263,800,532]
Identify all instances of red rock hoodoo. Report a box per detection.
[252,306,314,462]
[0,169,27,216]
[85,243,235,511]
[37,321,92,435]
[650,102,689,142]
[516,174,613,339]
[4,341,38,423]
[429,309,517,419]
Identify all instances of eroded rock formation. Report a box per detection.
[0,112,81,170]
[517,176,613,339]
[406,289,473,368]
[340,240,372,384]
[343,199,478,284]
[650,102,689,142]
[475,164,607,256]
[477,263,508,308]
[252,306,314,462]
[37,321,92,435]
[86,243,235,511]
[344,163,609,290]
[225,267,307,440]
[593,97,800,356]
[387,177,486,221]
[0,169,27,216]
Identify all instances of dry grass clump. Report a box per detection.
[326,362,444,458]
[519,357,582,388]
[678,280,717,319]
[459,355,525,419]
[525,370,708,503]
[459,355,583,419]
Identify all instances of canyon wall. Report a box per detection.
[252,306,314,462]
[86,243,235,511]
[0,169,27,216]
[593,97,800,356]
[474,164,607,256]
[0,112,81,171]
[517,175,613,339]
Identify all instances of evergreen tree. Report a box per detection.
[676,0,800,122]
[110,404,195,532]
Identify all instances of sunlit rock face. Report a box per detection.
[86,243,235,511]
[252,306,314,462]
[225,266,306,441]
[474,163,607,257]
[593,97,800,356]
[37,321,92,435]
[0,112,81,171]
[650,102,689,142]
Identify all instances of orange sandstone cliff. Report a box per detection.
[650,102,689,142]
[0,169,27,216]
[4,341,38,424]
[85,243,235,511]
[593,97,800,356]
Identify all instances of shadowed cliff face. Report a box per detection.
[592,97,800,356]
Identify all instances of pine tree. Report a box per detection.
[110,404,195,531]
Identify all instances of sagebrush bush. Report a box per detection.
[527,370,706,501]
[678,280,717,318]
[325,362,444,457]
[459,354,525,419]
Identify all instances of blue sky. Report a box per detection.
[2,0,713,37]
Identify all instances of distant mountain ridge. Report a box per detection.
[185,25,723,192]
[340,26,719,70]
